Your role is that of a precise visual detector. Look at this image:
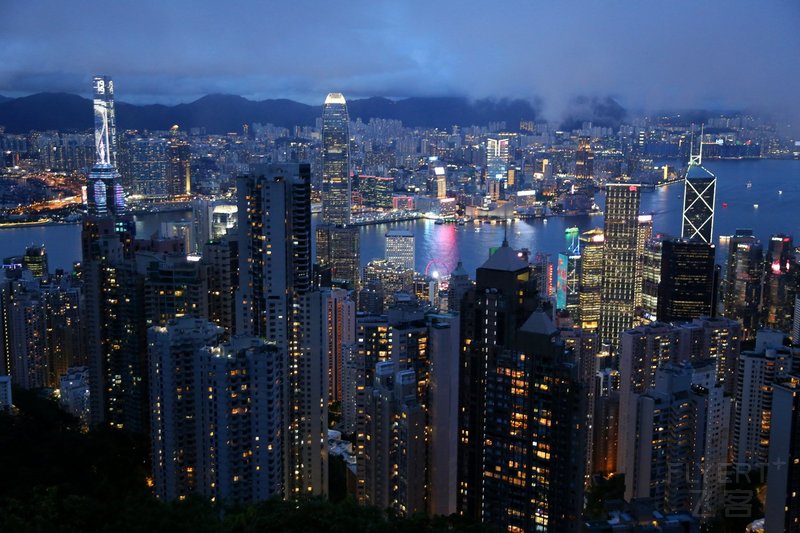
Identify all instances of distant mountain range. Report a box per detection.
[0,93,549,134]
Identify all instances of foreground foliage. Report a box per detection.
[0,388,488,532]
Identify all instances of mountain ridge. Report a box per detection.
[0,93,543,134]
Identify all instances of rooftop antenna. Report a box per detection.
[689,124,703,167]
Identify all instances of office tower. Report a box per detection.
[236,163,327,496]
[633,214,653,312]
[575,137,594,180]
[362,259,414,305]
[321,93,351,225]
[198,336,286,504]
[316,225,360,291]
[22,245,48,278]
[141,254,208,327]
[87,76,125,216]
[723,230,763,339]
[385,230,415,271]
[762,234,796,332]
[166,126,191,196]
[656,239,716,323]
[428,314,460,516]
[486,137,510,181]
[678,316,742,395]
[556,227,581,318]
[617,323,681,480]
[592,367,620,476]
[765,374,800,532]
[362,363,427,515]
[622,362,729,517]
[639,236,664,321]
[732,343,796,468]
[148,317,223,501]
[579,228,604,331]
[357,175,394,209]
[600,184,641,349]
[681,146,716,244]
[202,237,238,336]
[324,288,355,403]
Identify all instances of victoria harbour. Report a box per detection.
[4,159,799,276]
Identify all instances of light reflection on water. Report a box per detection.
[1,160,798,276]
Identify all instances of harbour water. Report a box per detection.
[1,160,799,276]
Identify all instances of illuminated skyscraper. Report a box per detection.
[578,228,604,331]
[575,137,594,180]
[87,75,125,216]
[762,234,796,332]
[321,93,350,225]
[316,225,360,290]
[556,227,581,319]
[600,184,641,349]
[681,143,716,244]
[634,214,652,311]
[385,230,415,271]
[723,230,763,340]
[166,126,191,196]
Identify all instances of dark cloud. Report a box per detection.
[0,0,798,124]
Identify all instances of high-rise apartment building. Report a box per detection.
[198,336,286,504]
[765,374,800,532]
[321,93,351,225]
[732,343,796,468]
[148,317,223,501]
[600,184,641,349]
[236,163,327,497]
[324,288,355,403]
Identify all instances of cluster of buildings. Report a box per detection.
[3,77,800,533]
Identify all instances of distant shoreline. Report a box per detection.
[0,219,81,229]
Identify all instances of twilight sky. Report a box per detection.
[1,0,798,122]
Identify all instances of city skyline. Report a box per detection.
[0,1,798,129]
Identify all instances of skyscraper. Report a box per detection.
[556,227,581,318]
[765,374,800,532]
[578,228,604,331]
[681,144,716,244]
[600,184,641,349]
[723,230,763,339]
[236,163,327,496]
[87,75,125,216]
[656,239,716,323]
[385,230,415,271]
[575,137,594,180]
[321,93,350,225]
[148,317,223,501]
[166,126,191,196]
[316,224,360,290]
[762,234,796,332]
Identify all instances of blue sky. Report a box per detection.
[1,0,798,123]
